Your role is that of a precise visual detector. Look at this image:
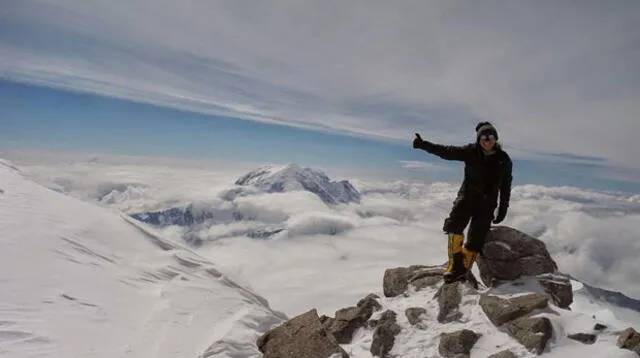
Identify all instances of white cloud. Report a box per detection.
[399,160,448,172]
[2,1,639,176]
[6,154,640,317]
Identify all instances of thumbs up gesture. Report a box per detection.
[413,133,424,149]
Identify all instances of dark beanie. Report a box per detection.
[475,121,499,141]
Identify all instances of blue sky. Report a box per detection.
[2,79,638,193]
[1,1,639,192]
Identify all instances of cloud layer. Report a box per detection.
[2,1,639,178]
[6,152,640,317]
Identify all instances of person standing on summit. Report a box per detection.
[412,122,513,283]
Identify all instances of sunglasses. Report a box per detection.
[480,134,496,141]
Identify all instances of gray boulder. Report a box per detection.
[257,309,348,358]
[617,327,640,355]
[324,305,374,344]
[370,310,402,358]
[405,307,427,326]
[505,316,553,354]
[438,329,481,357]
[383,265,443,297]
[435,281,464,323]
[536,273,573,309]
[357,293,382,313]
[479,293,549,326]
[477,226,558,286]
[369,310,397,329]
[409,266,445,291]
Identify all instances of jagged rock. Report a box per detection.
[369,310,397,329]
[488,349,517,358]
[324,305,374,344]
[479,293,549,326]
[617,327,640,355]
[594,323,607,331]
[383,266,418,297]
[505,316,553,354]
[568,332,597,344]
[257,309,348,358]
[383,265,443,297]
[438,329,481,357]
[476,226,558,286]
[536,273,573,309]
[435,281,464,323]
[358,293,382,313]
[370,310,402,358]
[405,307,427,326]
[409,266,445,291]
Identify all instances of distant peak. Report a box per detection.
[235,164,360,205]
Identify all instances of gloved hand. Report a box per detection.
[493,206,508,224]
[413,133,424,149]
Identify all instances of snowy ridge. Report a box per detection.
[0,161,286,357]
[235,164,361,205]
[0,158,20,173]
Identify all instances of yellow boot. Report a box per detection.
[443,233,466,283]
[461,247,477,272]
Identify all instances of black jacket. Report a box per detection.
[417,140,512,210]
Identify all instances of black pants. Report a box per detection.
[443,193,494,252]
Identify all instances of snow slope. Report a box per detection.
[0,160,286,357]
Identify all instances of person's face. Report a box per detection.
[479,133,496,151]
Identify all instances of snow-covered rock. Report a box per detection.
[235,164,361,205]
[260,263,640,357]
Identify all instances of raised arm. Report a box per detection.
[412,133,469,161]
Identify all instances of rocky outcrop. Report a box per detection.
[479,292,552,354]
[370,310,402,358]
[505,316,553,354]
[382,265,443,297]
[323,306,374,344]
[536,273,573,309]
[617,327,640,355]
[358,293,382,312]
[256,226,634,358]
[322,294,382,344]
[438,329,481,357]
[479,293,549,326]
[257,309,348,358]
[477,226,558,286]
